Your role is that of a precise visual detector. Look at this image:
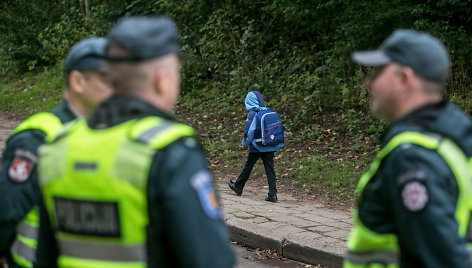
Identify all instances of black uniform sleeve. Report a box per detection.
[147,137,235,268]
[35,192,59,268]
[0,130,44,257]
[380,145,472,267]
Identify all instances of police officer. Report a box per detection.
[344,29,472,267]
[35,16,235,267]
[0,38,111,268]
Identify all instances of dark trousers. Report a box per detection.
[235,151,277,196]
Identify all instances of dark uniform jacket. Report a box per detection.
[359,101,472,267]
[36,95,235,267]
[0,101,76,264]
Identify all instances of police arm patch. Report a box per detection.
[190,170,222,220]
[401,181,429,212]
[8,149,37,183]
[397,169,429,212]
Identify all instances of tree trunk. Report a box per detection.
[84,0,90,18]
[79,0,90,17]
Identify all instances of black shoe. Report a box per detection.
[228,180,242,196]
[265,195,278,203]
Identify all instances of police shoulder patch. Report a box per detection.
[398,170,429,212]
[190,170,222,220]
[8,149,37,183]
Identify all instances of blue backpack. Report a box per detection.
[253,109,284,146]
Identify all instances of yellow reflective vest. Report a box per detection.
[39,116,194,268]
[344,132,472,267]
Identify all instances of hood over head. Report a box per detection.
[245,91,266,111]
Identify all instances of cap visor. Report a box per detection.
[352,50,391,66]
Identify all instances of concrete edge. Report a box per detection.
[226,217,283,253]
[283,239,343,268]
[226,218,344,268]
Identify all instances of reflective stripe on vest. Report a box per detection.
[9,113,63,268]
[344,132,472,268]
[10,236,36,268]
[58,240,145,262]
[10,205,40,268]
[11,206,40,268]
[39,116,194,268]
[17,220,38,240]
[345,250,398,266]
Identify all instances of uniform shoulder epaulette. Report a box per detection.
[9,112,63,139]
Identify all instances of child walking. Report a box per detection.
[228,91,284,202]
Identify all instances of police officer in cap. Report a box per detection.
[344,29,472,267]
[0,38,111,268]
[36,16,235,267]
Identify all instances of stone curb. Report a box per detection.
[226,217,344,268]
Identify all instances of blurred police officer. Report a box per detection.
[36,16,235,268]
[0,38,111,268]
[344,29,472,267]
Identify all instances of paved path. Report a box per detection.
[215,179,352,268]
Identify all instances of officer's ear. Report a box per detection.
[397,66,417,93]
[68,70,86,94]
[152,67,167,97]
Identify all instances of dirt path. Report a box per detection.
[0,113,20,153]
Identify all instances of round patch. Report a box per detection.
[8,157,34,183]
[402,181,428,212]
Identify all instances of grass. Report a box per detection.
[0,65,63,118]
[291,155,366,200]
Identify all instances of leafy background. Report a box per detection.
[1,0,471,205]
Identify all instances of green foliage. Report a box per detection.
[38,4,116,67]
[3,0,470,203]
[1,0,472,124]
[0,0,65,72]
[0,1,119,73]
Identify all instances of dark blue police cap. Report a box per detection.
[106,16,179,62]
[63,38,107,75]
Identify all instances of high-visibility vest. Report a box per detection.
[8,112,63,268]
[344,132,472,268]
[39,116,194,268]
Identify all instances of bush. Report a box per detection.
[2,0,471,126]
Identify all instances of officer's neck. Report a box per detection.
[131,90,174,114]
[64,90,92,119]
[392,93,443,123]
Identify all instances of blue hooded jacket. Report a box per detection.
[241,91,284,153]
